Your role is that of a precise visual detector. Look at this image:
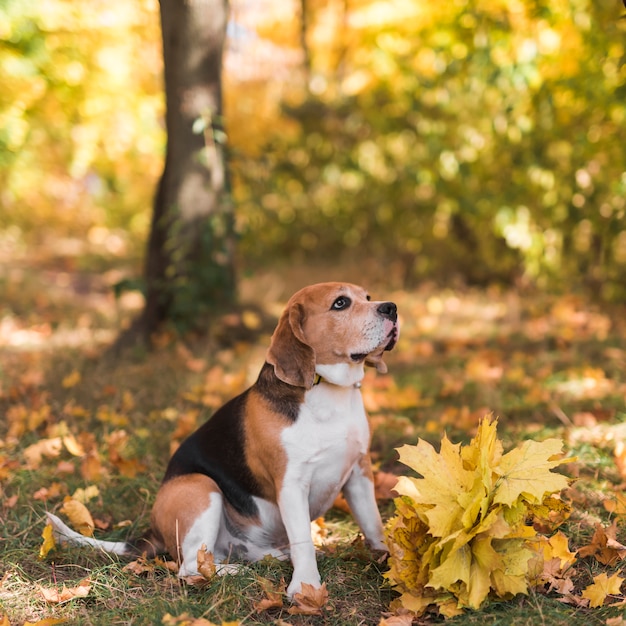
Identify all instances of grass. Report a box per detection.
[2,260,626,624]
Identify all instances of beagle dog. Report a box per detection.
[47,282,399,597]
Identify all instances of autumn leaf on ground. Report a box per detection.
[527,531,577,596]
[578,522,626,566]
[378,612,414,626]
[253,576,285,612]
[604,492,626,516]
[581,572,625,608]
[287,582,329,616]
[33,482,66,502]
[62,369,81,388]
[72,484,100,503]
[162,612,240,626]
[61,432,85,457]
[59,496,95,536]
[23,437,63,469]
[39,522,56,559]
[37,578,91,604]
[23,618,68,626]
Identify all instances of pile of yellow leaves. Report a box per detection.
[384,417,573,617]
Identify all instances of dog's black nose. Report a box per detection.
[377,301,397,321]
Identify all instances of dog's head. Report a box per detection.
[266,282,399,389]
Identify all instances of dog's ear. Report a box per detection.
[365,347,388,374]
[266,302,316,389]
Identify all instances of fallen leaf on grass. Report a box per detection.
[581,572,625,608]
[528,530,577,594]
[378,612,414,625]
[37,578,91,604]
[287,582,328,616]
[62,370,81,388]
[578,522,626,565]
[0,613,8,626]
[81,451,106,482]
[162,612,240,626]
[39,522,56,559]
[253,576,285,612]
[23,618,68,626]
[60,496,94,536]
[23,437,63,469]
[61,433,85,457]
[604,493,626,516]
[33,483,66,502]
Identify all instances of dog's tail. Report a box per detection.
[46,512,164,559]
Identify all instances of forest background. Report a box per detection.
[2,0,626,625]
[2,0,626,298]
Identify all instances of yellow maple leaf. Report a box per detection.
[39,522,57,559]
[467,535,503,608]
[581,571,625,608]
[397,436,475,538]
[546,531,577,570]
[461,415,503,476]
[493,438,571,506]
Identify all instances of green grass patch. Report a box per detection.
[2,275,626,624]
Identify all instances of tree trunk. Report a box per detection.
[139,0,235,341]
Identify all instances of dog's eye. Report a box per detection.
[331,296,351,310]
[366,295,371,301]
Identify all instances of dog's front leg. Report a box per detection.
[342,463,387,552]
[278,485,321,597]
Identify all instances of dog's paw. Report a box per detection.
[286,573,322,598]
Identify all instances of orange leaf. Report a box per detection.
[37,578,91,604]
[287,582,328,616]
[378,614,414,626]
[81,452,106,481]
[604,493,626,516]
[59,497,95,537]
[23,437,63,469]
[253,576,285,612]
[578,522,626,566]
[197,545,216,580]
[123,557,157,576]
[33,482,65,502]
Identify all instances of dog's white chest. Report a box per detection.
[280,383,369,517]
